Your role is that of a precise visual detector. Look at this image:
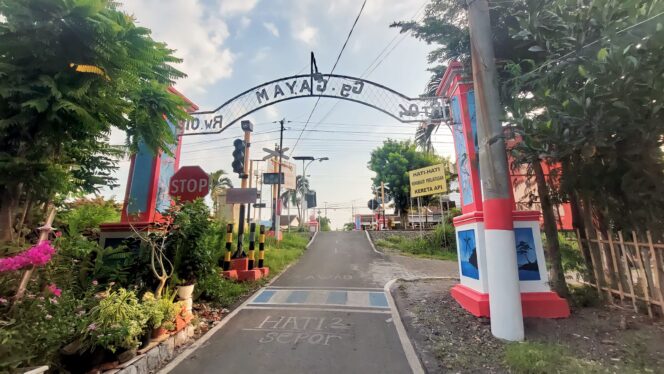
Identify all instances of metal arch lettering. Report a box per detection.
[181,74,449,136]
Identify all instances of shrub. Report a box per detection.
[81,288,147,353]
[141,291,180,329]
[59,197,121,236]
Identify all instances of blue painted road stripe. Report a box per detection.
[285,290,309,304]
[253,290,276,303]
[368,292,389,308]
[326,291,348,305]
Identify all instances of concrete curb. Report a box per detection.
[364,230,383,255]
[383,276,459,374]
[306,230,318,249]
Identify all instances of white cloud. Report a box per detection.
[220,0,259,16]
[122,1,234,95]
[262,22,280,37]
[292,23,318,46]
[263,105,280,121]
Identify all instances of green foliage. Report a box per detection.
[0,0,190,240]
[318,216,332,231]
[82,288,147,353]
[375,226,457,261]
[504,342,600,373]
[59,197,121,236]
[343,223,355,231]
[196,275,253,308]
[0,289,95,371]
[141,291,179,329]
[504,0,664,231]
[166,200,216,285]
[368,140,441,220]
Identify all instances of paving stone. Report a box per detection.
[146,347,161,371]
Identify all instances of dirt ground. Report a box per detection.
[392,279,664,373]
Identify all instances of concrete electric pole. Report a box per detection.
[467,0,524,341]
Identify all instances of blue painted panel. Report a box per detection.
[467,91,479,155]
[514,228,541,281]
[326,291,348,305]
[156,120,178,213]
[285,290,309,304]
[458,229,479,280]
[368,292,389,308]
[450,97,474,205]
[127,142,155,215]
[253,290,276,303]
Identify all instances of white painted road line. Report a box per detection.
[243,305,392,314]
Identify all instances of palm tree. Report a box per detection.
[295,175,310,224]
[415,121,441,154]
[209,169,233,217]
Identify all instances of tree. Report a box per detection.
[368,140,440,225]
[0,0,190,242]
[317,216,331,232]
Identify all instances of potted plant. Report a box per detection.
[165,200,216,312]
[142,291,180,340]
[80,288,148,363]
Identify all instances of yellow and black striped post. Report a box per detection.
[258,224,266,268]
[248,223,256,270]
[223,223,233,271]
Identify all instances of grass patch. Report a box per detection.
[504,342,600,374]
[375,235,457,261]
[196,232,308,307]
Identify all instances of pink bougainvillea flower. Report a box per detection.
[54,231,62,238]
[0,242,56,272]
[87,323,97,331]
[47,283,62,297]
[49,298,58,305]
[92,280,98,286]
[0,297,7,304]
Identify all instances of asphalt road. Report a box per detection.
[167,231,418,374]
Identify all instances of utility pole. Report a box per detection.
[272,119,285,240]
[381,182,386,230]
[467,0,523,341]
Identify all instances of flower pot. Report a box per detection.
[151,327,169,340]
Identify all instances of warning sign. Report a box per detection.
[408,164,447,198]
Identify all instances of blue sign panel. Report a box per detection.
[155,121,178,213]
[126,143,155,215]
[451,96,474,205]
[514,228,541,281]
[458,229,479,279]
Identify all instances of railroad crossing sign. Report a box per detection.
[262,147,289,160]
[169,166,209,202]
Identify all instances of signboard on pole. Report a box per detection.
[262,172,284,185]
[169,166,210,202]
[408,163,447,197]
[225,188,258,204]
[270,159,296,190]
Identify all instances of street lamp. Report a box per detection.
[293,156,329,225]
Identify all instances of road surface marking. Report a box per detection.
[243,305,392,314]
[365,230,383,255]
[250,289,390,309]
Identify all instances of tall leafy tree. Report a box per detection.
[368,140,440,224]
[0,0,190,241]
[209,169,233,218]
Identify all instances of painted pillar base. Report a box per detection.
[451,284,570,318]
[452,210,571,319]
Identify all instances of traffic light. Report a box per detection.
[232,139,245,174]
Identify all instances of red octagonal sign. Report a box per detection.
[169,166,210,202]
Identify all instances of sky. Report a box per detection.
[102,0,455,229]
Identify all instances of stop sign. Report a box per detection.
[169,166,210,202]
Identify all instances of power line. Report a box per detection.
[311,1,428,128]
[290,0,368,156]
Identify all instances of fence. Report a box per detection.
[576,229,664,318]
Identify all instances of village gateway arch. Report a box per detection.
[181,72,449,136]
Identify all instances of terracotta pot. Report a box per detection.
[151,327,169,340]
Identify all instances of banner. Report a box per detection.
[270,159,296,190]
[409,163,447,197]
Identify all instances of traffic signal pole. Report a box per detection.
[233,124,252,258]
[467,0,524,341]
